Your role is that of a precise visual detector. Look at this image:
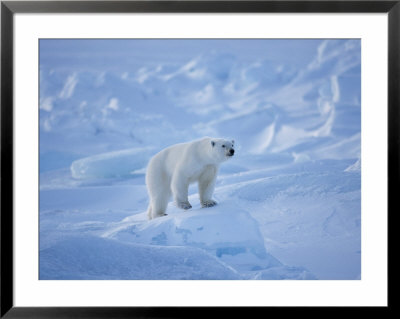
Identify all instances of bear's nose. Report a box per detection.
[230,149,234,155]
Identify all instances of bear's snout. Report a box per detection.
[228,149,234,156]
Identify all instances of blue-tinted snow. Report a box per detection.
[39,39,361,280]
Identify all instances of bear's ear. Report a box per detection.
[211,141,215,147]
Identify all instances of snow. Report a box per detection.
[40,236,241,280]
[70,147,155,179]
[39,39,361,280]
[102,202,303,278]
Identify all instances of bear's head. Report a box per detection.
[210,138,235,162]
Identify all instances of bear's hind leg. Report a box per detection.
[151,193,170,219]
[171,174,192,210]
[147,204,152,220]
[146,168,171,219]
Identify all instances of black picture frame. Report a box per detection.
[1,0,396,317]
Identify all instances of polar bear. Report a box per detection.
[145,137,235,219]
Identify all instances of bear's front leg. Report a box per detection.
[199,167,218,208]
[171,173,192,210]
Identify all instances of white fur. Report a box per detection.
[145,137,235,219]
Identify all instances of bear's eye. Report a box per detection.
[222,145,225,148]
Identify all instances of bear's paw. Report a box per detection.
[177,201,192,210]
[201,200,218,208]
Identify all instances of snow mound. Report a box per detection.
[103,202,314,278]
[40,236,240,280]
[70,147,155,179]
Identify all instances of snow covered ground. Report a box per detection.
[39,39,361,280]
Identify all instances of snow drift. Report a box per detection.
[70,147,155,179]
